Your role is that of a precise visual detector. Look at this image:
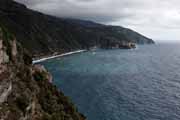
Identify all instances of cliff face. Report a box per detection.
[0,26,86,119]
[0,0,154,57]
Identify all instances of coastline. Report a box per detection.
[32,45,137,64]
[33,50,86,64]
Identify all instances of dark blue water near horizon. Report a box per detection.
[41,43,180,120]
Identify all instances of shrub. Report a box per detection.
[15,94,29,112]
[33,71,46,81]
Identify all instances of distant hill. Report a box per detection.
[0,0,154,57]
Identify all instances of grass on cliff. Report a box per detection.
[0,24,14,60]
[0,24,85,120]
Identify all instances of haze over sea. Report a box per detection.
[41,43,180,120]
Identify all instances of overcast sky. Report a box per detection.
[15,0,180,42]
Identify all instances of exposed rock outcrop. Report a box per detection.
[0,26,86,120]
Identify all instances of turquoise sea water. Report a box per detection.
[41,43,180,120]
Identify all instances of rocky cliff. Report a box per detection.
[0,26,86,120]
[0,0,154,58]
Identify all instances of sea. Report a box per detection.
[41,43,180,120]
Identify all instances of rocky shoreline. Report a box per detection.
[0,26,86,120]
[33,43,136,64]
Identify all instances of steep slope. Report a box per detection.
[0,0,154,57]
[0,26,86,119]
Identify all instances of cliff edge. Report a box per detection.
[0,26,86,120]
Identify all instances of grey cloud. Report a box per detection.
[14,0,136,23]
[14,0,180,41]
[14,0,41,6]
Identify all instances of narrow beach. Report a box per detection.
[33,50,86,64]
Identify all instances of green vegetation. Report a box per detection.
[15,93,29,112]
[0,0,154,57]
[33,69,86,120]
[0,25,13,61]
[0,26,86,119]
[33,71,47,81]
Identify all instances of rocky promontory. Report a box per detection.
[0,0,154,58]
[0,26,86,120]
